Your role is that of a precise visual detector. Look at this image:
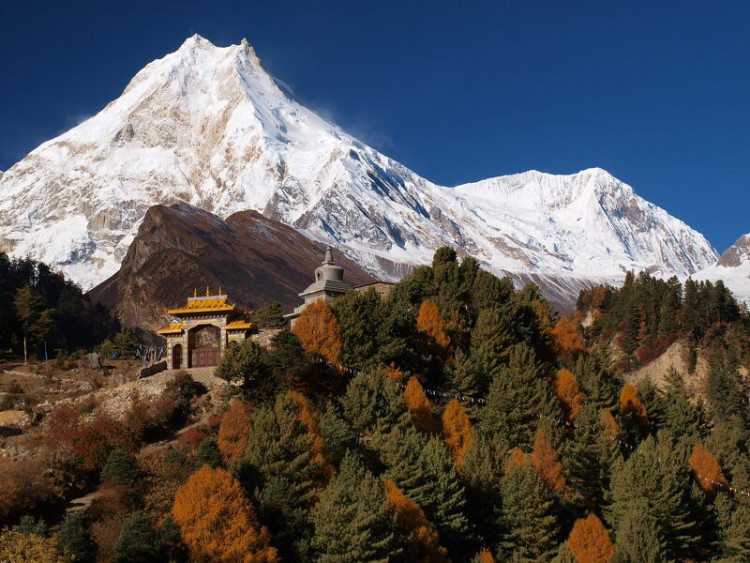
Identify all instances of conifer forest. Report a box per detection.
[1,247,750,562]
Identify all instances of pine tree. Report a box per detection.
[111,512,165,563]
[288,391,335,483]
[563,402,621,515]
[194,436,222,469]
[215,339,272,393]
[112,327,135,358]
[312,453,400,562]
[13,516,48,538]
[566,514,615,563]
[405,377,439,433]
[714,492,750,562]
[574,352,618,411]
[56,513,96,563]
[100,449,139,486]
[252,301,286,329]
[292,299,343,365]
[658,368,703,446]
[319,402,356,466]
[419,436,471,550]
[442,398,474,469]
[532,428,566,495]
[382,429,470,552]
[459,430,501,548]
[14,285,54,353]
[498,460,560,561]
[172,465,277,562]
[340,368,410,439]
[606,434,698,559]
[611,499,665,563]
[244,393,323,561]
[480,343,559,452]
[332,288,383,369]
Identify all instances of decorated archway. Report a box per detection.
[189,324,221,367]
[171,344,182,370]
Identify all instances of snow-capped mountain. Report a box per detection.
[0,35,720,301]
[695,234,750,305]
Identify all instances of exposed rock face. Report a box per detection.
[716,234,750,268]
[89,203,374,330]
[0,35,719,306]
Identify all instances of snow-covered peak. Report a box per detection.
[0,36,722,302]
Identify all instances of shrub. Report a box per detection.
[194,436,223,470]
[111,512,165,563]
[57,513,96,563]
[100,449,139,486]
[0,529,72,562]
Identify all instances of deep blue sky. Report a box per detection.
[1,0,748,252]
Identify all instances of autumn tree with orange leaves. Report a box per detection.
[384,479,449,562]
[551,316,588,367]
[555,369,585,421]
[532,429,566,494]
[689,442,728,496]
[405,377,439,433]
[567,513,615,563]
[442,398,473,468]
[417,300,451,359]
[172,465,277,563]
[217,400,252,464]
[619,384,648,433]
[292,299,343,365]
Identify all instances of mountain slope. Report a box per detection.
[89,203,375,330]
[694,234,750,305]
[0,35,719,301]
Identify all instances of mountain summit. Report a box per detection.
[0,35,719,301]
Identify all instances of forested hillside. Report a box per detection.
[0,252,118,356]
[1,248,749,562]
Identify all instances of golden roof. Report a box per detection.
[226,320,253,331]
[156,323,184,335]
[167,295,237,315]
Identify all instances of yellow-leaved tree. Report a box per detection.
[172,465,277,563]
[531,428,566,494]
[292,299,343,365]
[689,442,728,497]
[550,317,588,367]
[554,369,585,421]
[567,513,615,563]
[417,300,450,359]
[383,479,449,562]
[619,384,648,433]
[404,377,439,433]
[441,398,473,469]
[0,530,72,563]
[217,399,252,464]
